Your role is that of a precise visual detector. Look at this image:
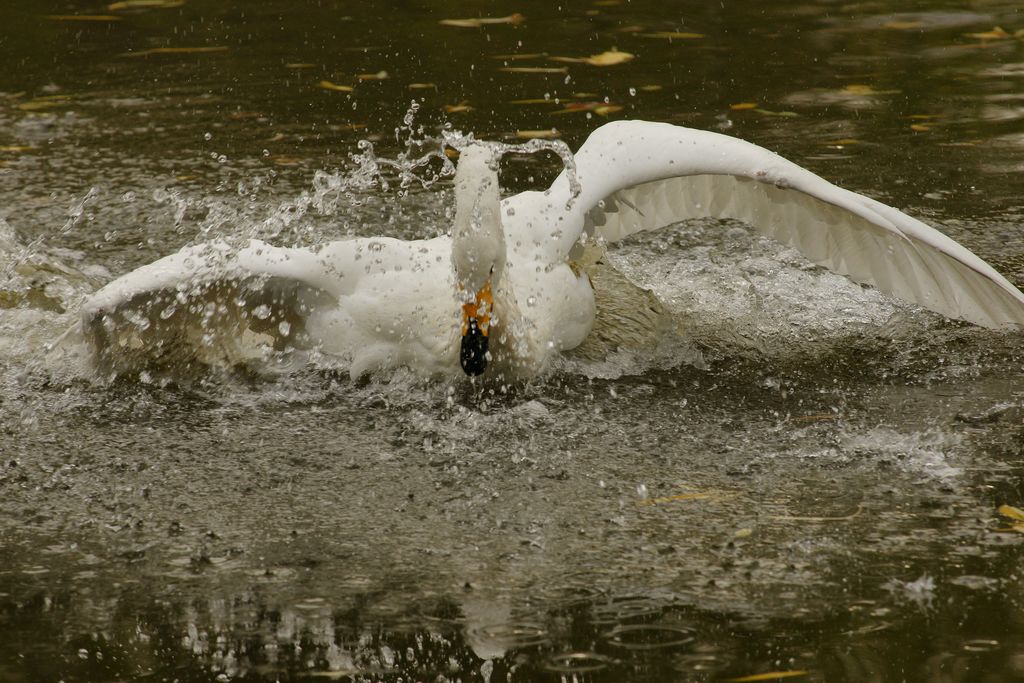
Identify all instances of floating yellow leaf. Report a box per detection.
[515,129,560,139]
[910,123,931,132]
[439,13,525,28]
[44,14,122,21]
[16,95,72,111]
[122,46,229,57]
[730,102,758,110]
[444,102,473,113]
[284,63,316,69]
[552,102,623,116]
[639,85,662,92]
[357,70,389,81]
[408,83,437,90]
[108,0,184,8]
[725,672,809,683]
[318,80,353,92]
[0,146,34,153]
[842,84,900,96]
[734,527,754,538]
[998,504,1024,521]
[551,49,635,66]
[881,21,923,30]
[642,31,705,39]
[499,66,568,74]
[964,26,1010,40]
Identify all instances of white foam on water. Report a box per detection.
[786,425,964,480]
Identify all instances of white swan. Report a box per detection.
[81,120,1024,380]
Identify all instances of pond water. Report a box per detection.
[2,0,1024,681]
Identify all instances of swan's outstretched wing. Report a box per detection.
[81,240,338,375]
[509,120,1024,329]
[82,237,462,378]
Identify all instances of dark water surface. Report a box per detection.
[2,1,1024,681]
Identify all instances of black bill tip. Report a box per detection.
[460,319,489,376]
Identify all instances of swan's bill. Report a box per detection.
[460,279,493,376]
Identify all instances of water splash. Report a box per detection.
[1,187,100,285]
[441,128,582,208]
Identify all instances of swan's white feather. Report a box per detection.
[503,120,1024,329]
[81,120,1024,380]
[82,237,462,377]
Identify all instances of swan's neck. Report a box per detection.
[452,144,505,294]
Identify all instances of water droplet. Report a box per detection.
[253,304,272,320]
[203,132,212,141]
[629,87,637,96]
[278,321,291,336]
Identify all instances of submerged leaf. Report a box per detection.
[44,14,122,21]
[318,80,353,92]
[725,672,810,683]
[638,491,718,506]
[964,26,1011,40]
[357,70,389,81]
[408,83,437,90]
[108,0,184,8]
[509,98,557,105]
[729,102,759,110]
[443,102,473,113]
[998,504,1024,521]
[491,52,546,61]
[881,20,924,30]
[910,123,931,132]
[551,49,635,66]
[753,108,800,118]
[122,46,229,57]
[641,31,704,39]
[0,146,35,153]
[499,67,568,74]
[440,13,525,28]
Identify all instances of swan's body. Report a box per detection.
[82,121,1024,379]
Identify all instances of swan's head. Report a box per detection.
[451,143,504,376]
